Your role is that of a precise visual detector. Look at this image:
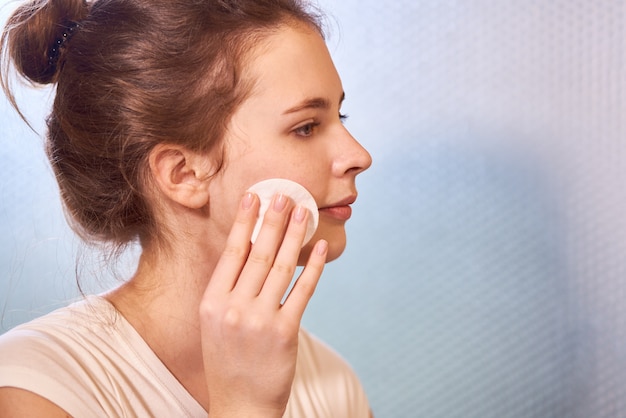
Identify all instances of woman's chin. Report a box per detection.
[297,229,347,265]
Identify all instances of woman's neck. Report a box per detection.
[104,243,220,410]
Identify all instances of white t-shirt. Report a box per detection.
[0,296,370,417]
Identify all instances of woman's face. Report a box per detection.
[208,24,372,263]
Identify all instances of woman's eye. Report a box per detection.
[294,122,319,137]
[339,113,349,123]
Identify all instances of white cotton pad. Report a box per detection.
[247,178,319,247]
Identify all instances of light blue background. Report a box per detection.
[2,1,626,417]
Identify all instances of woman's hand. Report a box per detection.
[199,192,327,417]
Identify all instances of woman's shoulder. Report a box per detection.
[0,295,119,356]
[0,296,127,416]
[0,296,124,387]
[0,296,124,361]
[286,329,371,418]
[0,295,205,417]
[296,328,354,372]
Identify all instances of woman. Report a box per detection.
[0,0,372,416]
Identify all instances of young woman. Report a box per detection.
[0,0,372,416]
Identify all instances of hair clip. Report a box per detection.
[47,21,80,69]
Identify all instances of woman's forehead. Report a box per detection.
[243,25,342,106]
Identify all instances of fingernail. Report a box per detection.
[242,192,254,210]
[273,193,287,212]
[293,205,307,223]
[316,239,328,256]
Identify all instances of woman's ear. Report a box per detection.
[148,144,213,209]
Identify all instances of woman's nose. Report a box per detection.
[333,126,373,176]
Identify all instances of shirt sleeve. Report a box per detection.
[0,327,117,417]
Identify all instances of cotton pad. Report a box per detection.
[247,178,319,247]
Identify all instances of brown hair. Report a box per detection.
[1,0,323,251]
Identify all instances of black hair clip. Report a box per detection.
[47,21,80,70]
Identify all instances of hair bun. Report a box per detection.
[2,0,88,84]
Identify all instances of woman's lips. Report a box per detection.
[319,205,353,221]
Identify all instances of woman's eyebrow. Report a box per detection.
[282,92,345,115]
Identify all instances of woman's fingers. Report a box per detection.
[259,205,311,301]
[280,239,327,318]
[235,193,301,297]
[205,189,323,309]
[205,192,259,294]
